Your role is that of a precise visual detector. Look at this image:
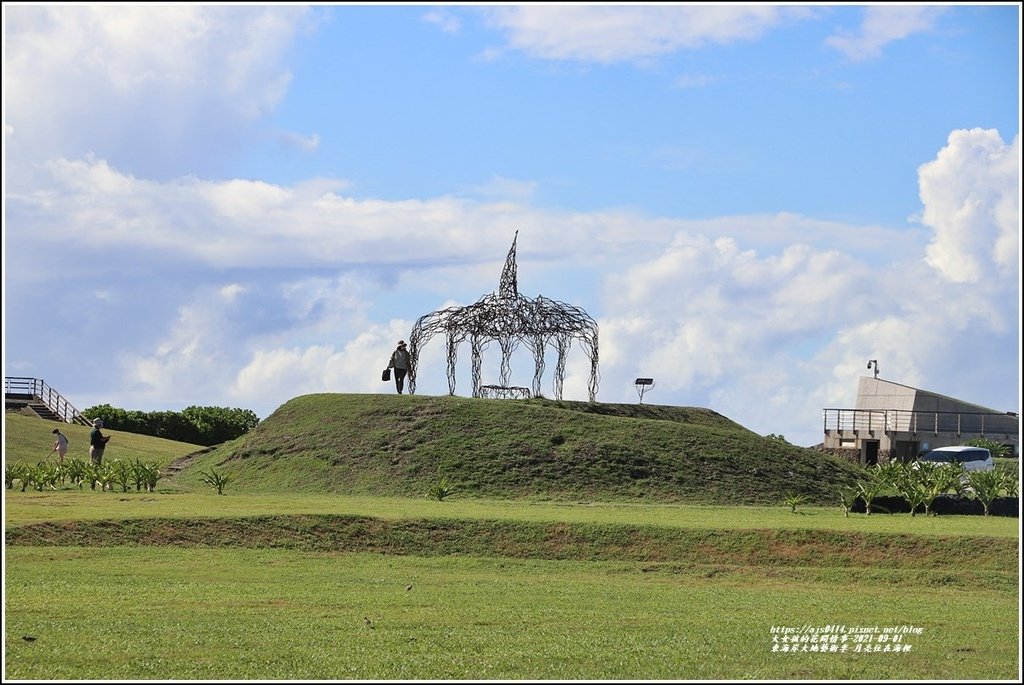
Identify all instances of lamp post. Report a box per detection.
[867,359,879,379]
[634,378,655,404]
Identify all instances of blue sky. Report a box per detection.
[3,3,1020,447]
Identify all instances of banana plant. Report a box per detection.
[837,486,858,517]
[426,476,455,501]
[200,469,233,495]
[856,464,897,515]
[5,463,21,489]
[109,460,133,493]
[782,493,810,513]
[65,459,89,489]
[6,463,33,491]
[29,462,59,491]
[131,460,162,492]
[93,463,116,492]
[892,463,929,517]
[996,463,1018,498]
[966,469,1006,516]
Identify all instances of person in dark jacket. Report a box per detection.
[89,418,111,465]
[388,340,411,394]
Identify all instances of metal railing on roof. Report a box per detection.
[823,407,1018,437]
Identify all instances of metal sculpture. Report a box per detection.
[408,232,599,401]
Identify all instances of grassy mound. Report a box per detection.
[171,393,865,504]
[3,411,203,468]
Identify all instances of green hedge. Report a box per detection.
[82,404,259,446]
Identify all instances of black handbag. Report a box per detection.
[382,368,391,382]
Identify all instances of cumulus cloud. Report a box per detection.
[8,153,931,287]
[601,233,877,394]
[467,175,539,201]
[483,5,804,63]
[592,165,1019,444]
[672,74,716,90]
[825,5,946,62]
[3,4,312,178]
[917,129,1020,284]
[271,130,321,153]
[4,156,659,278]
[118,275,380,412]
[231,324,407,409]
[422,9,461,35]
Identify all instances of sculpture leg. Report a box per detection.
[471,336,483,398]
[532,337,546,398]
[553,336,569,401]
[446,333,458,396]
[584,331,599,402]
[498,336,515,387]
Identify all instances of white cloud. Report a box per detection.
[467,175,539,201]
[9,154,936,291]
[601,233,877,395]
[483,5,802,63]
[117,275,384,415]
[672,74,716,89]
[422,9,461,35]
[3,4,312,177]
[219,284,247,302]
[917,129,1020,284]
[271,131,321,153]
[5,157,651,276]
[591,159,1019,445]
[825,6,946,62]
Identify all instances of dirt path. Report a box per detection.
[163,446,217,475]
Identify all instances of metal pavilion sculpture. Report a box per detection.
[408,232,600,401]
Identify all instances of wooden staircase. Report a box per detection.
[4,377,92,425]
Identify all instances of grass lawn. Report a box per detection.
[4,491,1019,538]
[4,407,1019,680]
[4,491,1020,680]
[4,547,1019,681]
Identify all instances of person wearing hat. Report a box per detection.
[89,418,111,466]
[388,340,412,394]
[50,428,70,465]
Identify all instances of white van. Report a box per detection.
[916,445,995,472]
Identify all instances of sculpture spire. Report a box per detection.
[498,230,519,300]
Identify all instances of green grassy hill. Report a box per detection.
[168,393,865,505]
[3,411,203,468]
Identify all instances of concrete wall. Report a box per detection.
[855,378,917,412]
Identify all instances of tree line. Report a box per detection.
[82,404,260,446]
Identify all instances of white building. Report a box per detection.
[822,377,1018,465]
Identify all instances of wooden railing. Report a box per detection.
[4,376,90,425]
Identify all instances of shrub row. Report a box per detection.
[83,404,259,446]
[837,460,1018,518]
[849,494,1019,517]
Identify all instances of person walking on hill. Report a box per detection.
[89,418,111,465]
[388,340,412,394]
[50,428,69,465]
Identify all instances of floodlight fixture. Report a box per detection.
[634,377,655,404]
